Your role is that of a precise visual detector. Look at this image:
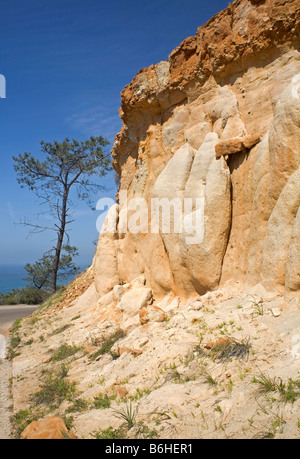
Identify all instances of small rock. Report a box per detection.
[139,305,166,325]
[271,308,281,317]
[187,300,203,311]
[118,346,142,357]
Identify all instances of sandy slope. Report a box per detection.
[9,280,300,439]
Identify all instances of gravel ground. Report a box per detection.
[0,351,12,439]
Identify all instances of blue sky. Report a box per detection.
[0,0,228,267]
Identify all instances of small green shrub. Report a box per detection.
[66,398,90,413]
[134,421,159,439]
[52,324,73,335]
[31,367,77,408]
[113,402,136,429]
[51,344,82,362]
[252,373,280,396]
[250,296,264,316]
[92,426,127,439]
[253,373,300,403]
[280,378,300,403]
[6,318,22,359]
[93,393,111,410]
[11,318,22,335]
[11,409,39,438]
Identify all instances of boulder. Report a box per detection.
[21,416,76,440]
[117,287,153,317]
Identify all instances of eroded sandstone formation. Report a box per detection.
[94,0,300,302]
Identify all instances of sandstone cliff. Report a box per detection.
[9,0,300,440]
[94,0,300,303]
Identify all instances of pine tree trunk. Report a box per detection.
[51,191,68,292]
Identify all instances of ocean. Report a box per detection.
[0,264,88,295]
[0,265,27,294]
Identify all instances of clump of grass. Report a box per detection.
[11,318,22,335]
[90,329,126,361]
[51,343,82,362]
[11,409,39,438]
[128,387,151,401]
[251,296,264,316]
[62,414,74,431]
[252,373,280,396]
[93,393,111,410]
[66,398,90,414]
[252,411,286,439]
[6,336,21,360]
[71,315,81,321]
[10,335,21,348]
[252,373,300,403]
[113,402,136,429]
[165,367,182,383]
[59,363,69,378]
[32,377,76,408]
[133,421,159,439]
[92,419,158,440]
[203,371,218,387]
[280,378,300,403]
[6,318,23,360]
[31,365,77,408]
[52,324,73,335]
[210,336,251,361]
[92,426,127,439]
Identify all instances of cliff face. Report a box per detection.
[94,0,300,302]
